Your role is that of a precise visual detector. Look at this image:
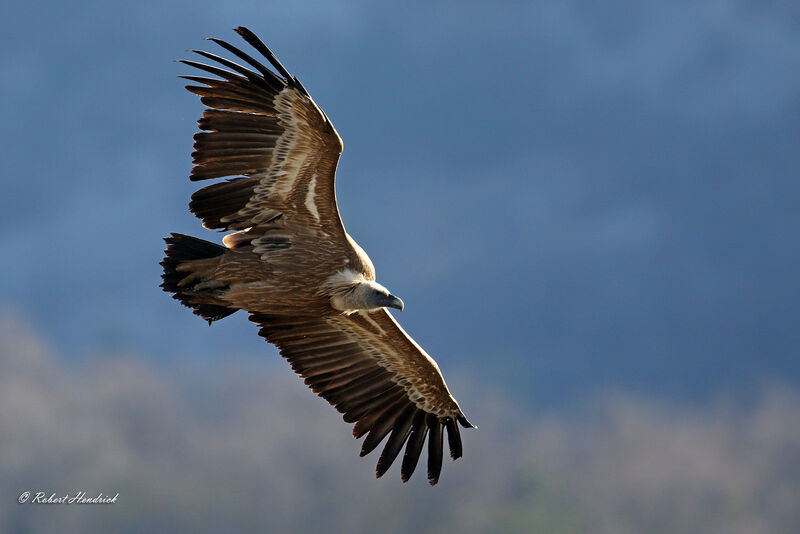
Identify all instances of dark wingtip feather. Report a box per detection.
[426,414,444,485]
[400,411,428,482]
[444,417,463,460]
[457,414,476,429]
[207,36,284,89]
[234,27,291,77]
[359,399,406,458]
[177,59,241,83]
[375,406,416,478]
[189,49,269,89]
[292,75,310,97]
[232,26,309,95]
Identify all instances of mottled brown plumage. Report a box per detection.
[160,27,473,484]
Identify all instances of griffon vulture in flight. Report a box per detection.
[161,27,473,484]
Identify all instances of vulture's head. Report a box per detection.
[329,278,404,313]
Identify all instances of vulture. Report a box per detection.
[160,27,473,485]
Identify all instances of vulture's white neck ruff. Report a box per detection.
[326,269,392,314]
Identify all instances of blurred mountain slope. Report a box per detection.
[2,313,798,534]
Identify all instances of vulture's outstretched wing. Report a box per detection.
[182,27,345,253]
[250,309,474,485]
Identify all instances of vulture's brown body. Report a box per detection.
[161,27,472,484]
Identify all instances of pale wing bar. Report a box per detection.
[250,313,473,485]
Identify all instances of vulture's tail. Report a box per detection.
[160,233,237,324]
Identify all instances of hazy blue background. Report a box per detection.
[1,1,799,532]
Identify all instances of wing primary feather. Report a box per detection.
[359,397,407,457]
[198,109,283,133]
[401,411,428,482]
[190,50,272,90]
[181,76,266,98]
[427,414,444,485]
[348,389,404,432]
[457,414,476,428]
[375,406,417,478]
[194,131,281,146]
[185,86,269,106]
[444,417,463,460]
[206,37,285,88]
[342,386,404,424]
[291,75,311,97]
[195,96,272,115]
[233,27,303,91]
[179,75,227,86]
[178,59,243,83]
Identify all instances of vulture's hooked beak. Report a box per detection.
[385,294,404,311]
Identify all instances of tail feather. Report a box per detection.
[160,233,237,324]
